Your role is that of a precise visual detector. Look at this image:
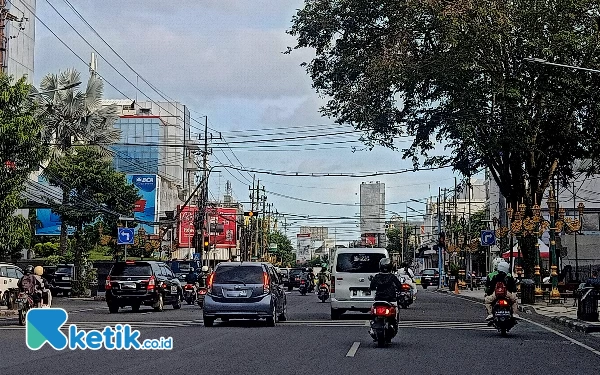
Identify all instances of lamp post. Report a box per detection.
[575,202,585,281]
[29,81,82,97]
[546,187,561,302]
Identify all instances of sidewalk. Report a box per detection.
[0,306,17,317]
[437,287,600,333]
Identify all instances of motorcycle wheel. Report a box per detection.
[376,330,386,348]
[186,298,193,305]
[18,308,27,326]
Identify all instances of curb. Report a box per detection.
[551,316,600,334]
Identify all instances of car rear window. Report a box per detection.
[336,253,386,273]
[55,266,72,274]
[110,263,153,277]
[169,261,196,273]
[289,269,302,277]
[213,266,264,284]
[422,270,436,275]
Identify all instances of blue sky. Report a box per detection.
[32,0,466,243]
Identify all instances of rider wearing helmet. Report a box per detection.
[18,265,44,306]
[396,262,417,298]
[199,266,210,287]
[370,258,403,303]
[484,260,519,320]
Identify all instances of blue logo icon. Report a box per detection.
[26,308,173,351]
[132,175,156,192]
[481,230,496,246]
[117,228,135,245]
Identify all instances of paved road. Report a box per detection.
[1,289,599,374]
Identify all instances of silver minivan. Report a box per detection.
[330,248,389,319]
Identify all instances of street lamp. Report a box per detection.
[29,81,82,97]
[546,188,561,302]
[524,58,600,74]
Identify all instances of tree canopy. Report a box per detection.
[289,0,600,208]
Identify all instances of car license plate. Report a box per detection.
[352,290,370,297]
[170,286,177,294]
[495,310,510,316]
[62,277,70,280]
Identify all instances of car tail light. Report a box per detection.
[371,305,396,317]
[263,272,270,293]
[146,275,155,291]
[198,288,207,295]
[401,284,411,291]
[330,275,335,293]
[126,260,135,264]
[105,275,112,290]
[207,272,215,293]
[498,299,509,307]
[300,279,305,284]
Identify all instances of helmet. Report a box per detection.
[24,265,34,275]
[34,266,44,276]
[379,258,392,273]
[308,268,313,273]
[497,261,510,274]
[201,266,209,273]
[492,258,503,271]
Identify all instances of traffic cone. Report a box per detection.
[454,280,460,295]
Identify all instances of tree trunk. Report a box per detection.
[73,222,85,296]
[59,189,69,256]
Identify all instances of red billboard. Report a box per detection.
[208,207,238,248]
[178,205,198,248]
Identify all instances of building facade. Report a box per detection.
[2,0,35,81]
[360,181,385,246]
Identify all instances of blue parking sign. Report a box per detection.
[480,230,496,246]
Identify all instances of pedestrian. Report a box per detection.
[585,270,600,288]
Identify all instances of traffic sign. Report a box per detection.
[480,230,496,246]
[193,253,200,261]
[117,227,135,245]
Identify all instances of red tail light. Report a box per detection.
[161,282,168,289]
[320,284,327,288]
[330,275,335,293]
[207,272,215,293]
[126,260,135,264]
[300,280,306,284]
[263,272,270,293]
[498,299,509,307]
[401,284,411,291]
[198,288,207,295]
[371,305,396,317]
[184,284,194,290]
[105,275,112,290]
[146,275,155,291]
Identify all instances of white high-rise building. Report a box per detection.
[2,0,36,82]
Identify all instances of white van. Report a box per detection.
[0,263,24,305]
[330,248,389,319]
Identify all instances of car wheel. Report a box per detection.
[278,301,288,322]
[172,293,182,309]
[266,304,277,327]
[153,293,164,312]
[63,291,69,297]
[108,303,119,314]
[331,308,342,320]
[287,286,293,291]
[131,303,140,313]
[204,316,214,327]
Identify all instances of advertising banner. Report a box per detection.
[127,174,158,234]
[35,175,75,236]
[178,205,198,248]
[296,233,312,264]
[208,207,237,248]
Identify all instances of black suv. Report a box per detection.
[105,261,183,313]
[50,264,74,296]
[287,268,303,291]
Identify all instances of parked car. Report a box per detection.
[50,264,74,296]
[420,268,441,289]
[287,268,303,291]
[105,260,183,313]
[202,261,287,327]
[0,263,23,306]
[330,248,389,320]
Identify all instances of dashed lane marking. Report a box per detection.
[346,341,360,357]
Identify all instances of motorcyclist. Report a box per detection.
[397,262,417,299]
[198,266,210,288]
[369,258,403,331]
[185,268,199,284]
[317,267,329,286]
[484,261,520,321]
[33,266,51,307]
[18,265,44,307]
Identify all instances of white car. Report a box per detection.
[0,263,24,305]
[330,248,389,320]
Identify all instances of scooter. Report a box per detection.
[184,283,197,305]
[318,284,329,302]
[368,301,398,347]
[397,283,413,309]
[487,284,517,336]
[197,287,207,308]
[299,279,308,296]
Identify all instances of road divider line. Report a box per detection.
[522,317,600,357]
[346,342,360,357]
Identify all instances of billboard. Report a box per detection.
[299,226,328,241]
[178,205,198,248]
[208,207,237,248]
[296,233,312,264]
[360,182,385,234]
[35,175,75,236]
[127,174,159,234]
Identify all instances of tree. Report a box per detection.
[289,1,600,276]
[43,147,139,294]
[268,230,295,265]
[36,69,120,255]
[0,74,48,260]
[385,227,403,257]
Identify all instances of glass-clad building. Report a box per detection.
[112,116,162,175]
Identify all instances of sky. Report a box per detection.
[30,0,469,243]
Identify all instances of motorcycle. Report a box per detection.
[487,284,517,336]
[197,287,207,308]
[184,283,197,305]
[369,301,398,347]
[299,279,308,295]
[397,283,413,309]
[16,292,35,326]
[317,284,329,302]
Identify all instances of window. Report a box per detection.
[55,266,72,274]
[6,267,18,278]
[0,266,7,277]
[336,253,386,273]
[213,266,264,284]
[110,263,153,277]
[15,268,23,279]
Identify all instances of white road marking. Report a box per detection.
[346,341,360,357]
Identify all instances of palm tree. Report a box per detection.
[35,68,121,255]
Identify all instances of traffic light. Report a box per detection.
[203,235,209,248]
[244,211,257,217]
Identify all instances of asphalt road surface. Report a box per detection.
[1,288,600,374]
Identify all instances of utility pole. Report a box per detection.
[254,180,260,259]
[437,187,443,288]
[261,186,267,260]
[573,181,579,281]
